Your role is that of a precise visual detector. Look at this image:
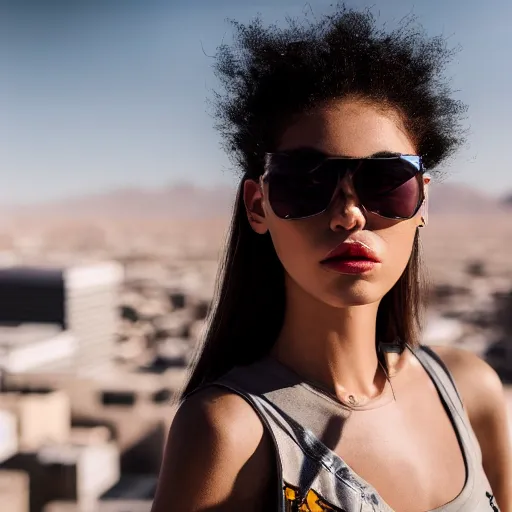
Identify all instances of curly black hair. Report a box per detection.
[211,4,467,178]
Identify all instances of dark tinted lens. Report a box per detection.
[354,159,422,218]
[265,154,339,219]
[267,167,339,219]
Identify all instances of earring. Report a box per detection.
[419,177,429,228]
[418,195,428,228]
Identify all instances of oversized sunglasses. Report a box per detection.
[261,150,427,220]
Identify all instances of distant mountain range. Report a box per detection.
[428,182,510,215]
[5,183,237,220]
[4,181,511,220]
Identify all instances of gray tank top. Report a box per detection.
[207,345,500,511]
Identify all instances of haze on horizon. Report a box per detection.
[2,0,512,204]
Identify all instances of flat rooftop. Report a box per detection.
[0,323,64,348]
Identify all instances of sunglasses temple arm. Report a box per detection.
[419,173,430,227]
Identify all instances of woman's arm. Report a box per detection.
[433,345,512,511]
[151,387,275,512]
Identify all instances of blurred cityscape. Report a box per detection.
[0,204,511,511]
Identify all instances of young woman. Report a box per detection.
[152,6,511,511]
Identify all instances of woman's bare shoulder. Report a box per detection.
[151,386,275,512]
[429,345,504,405]
[171,386,268,461]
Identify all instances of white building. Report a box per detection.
[0,389,70,452]
[44,500,151,512]
[38,442,121,504]
[3,441,120,511]
[0,262,124,375]
[0,470,29,512]
[64,263,123,373]
[0,409,18,462]
[0,324,77,373]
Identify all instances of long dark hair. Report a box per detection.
[179,5,466,400]
[181,178,426,399]
[182,178,284,398]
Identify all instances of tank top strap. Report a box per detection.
[195,378,286,511]
[409,345,501,510]
[411,345,465,419]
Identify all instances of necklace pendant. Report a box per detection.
[348,394,357,405]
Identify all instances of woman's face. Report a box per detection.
[244,99,425,308]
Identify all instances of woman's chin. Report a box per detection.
[321,280,387,308]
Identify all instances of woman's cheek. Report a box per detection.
[269,223,315,277]
[378,225,418,278]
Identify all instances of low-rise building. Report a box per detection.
[0,262,124,374]
[0,470,29,512]
[1,441,120,512]
[0,409,18,462]
[44,500,151,512]
[0,389,70,452]
[0,324,77,374]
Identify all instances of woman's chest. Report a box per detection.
[327,382,467,511]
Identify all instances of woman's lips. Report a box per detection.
[320,258,379,274]
[320,241,381,275]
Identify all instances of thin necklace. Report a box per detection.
[302,360,395,410]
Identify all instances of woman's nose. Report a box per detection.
[328,176,367,232]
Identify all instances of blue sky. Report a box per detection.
[2,0,511,204]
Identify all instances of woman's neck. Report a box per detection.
[270,276,384,400]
